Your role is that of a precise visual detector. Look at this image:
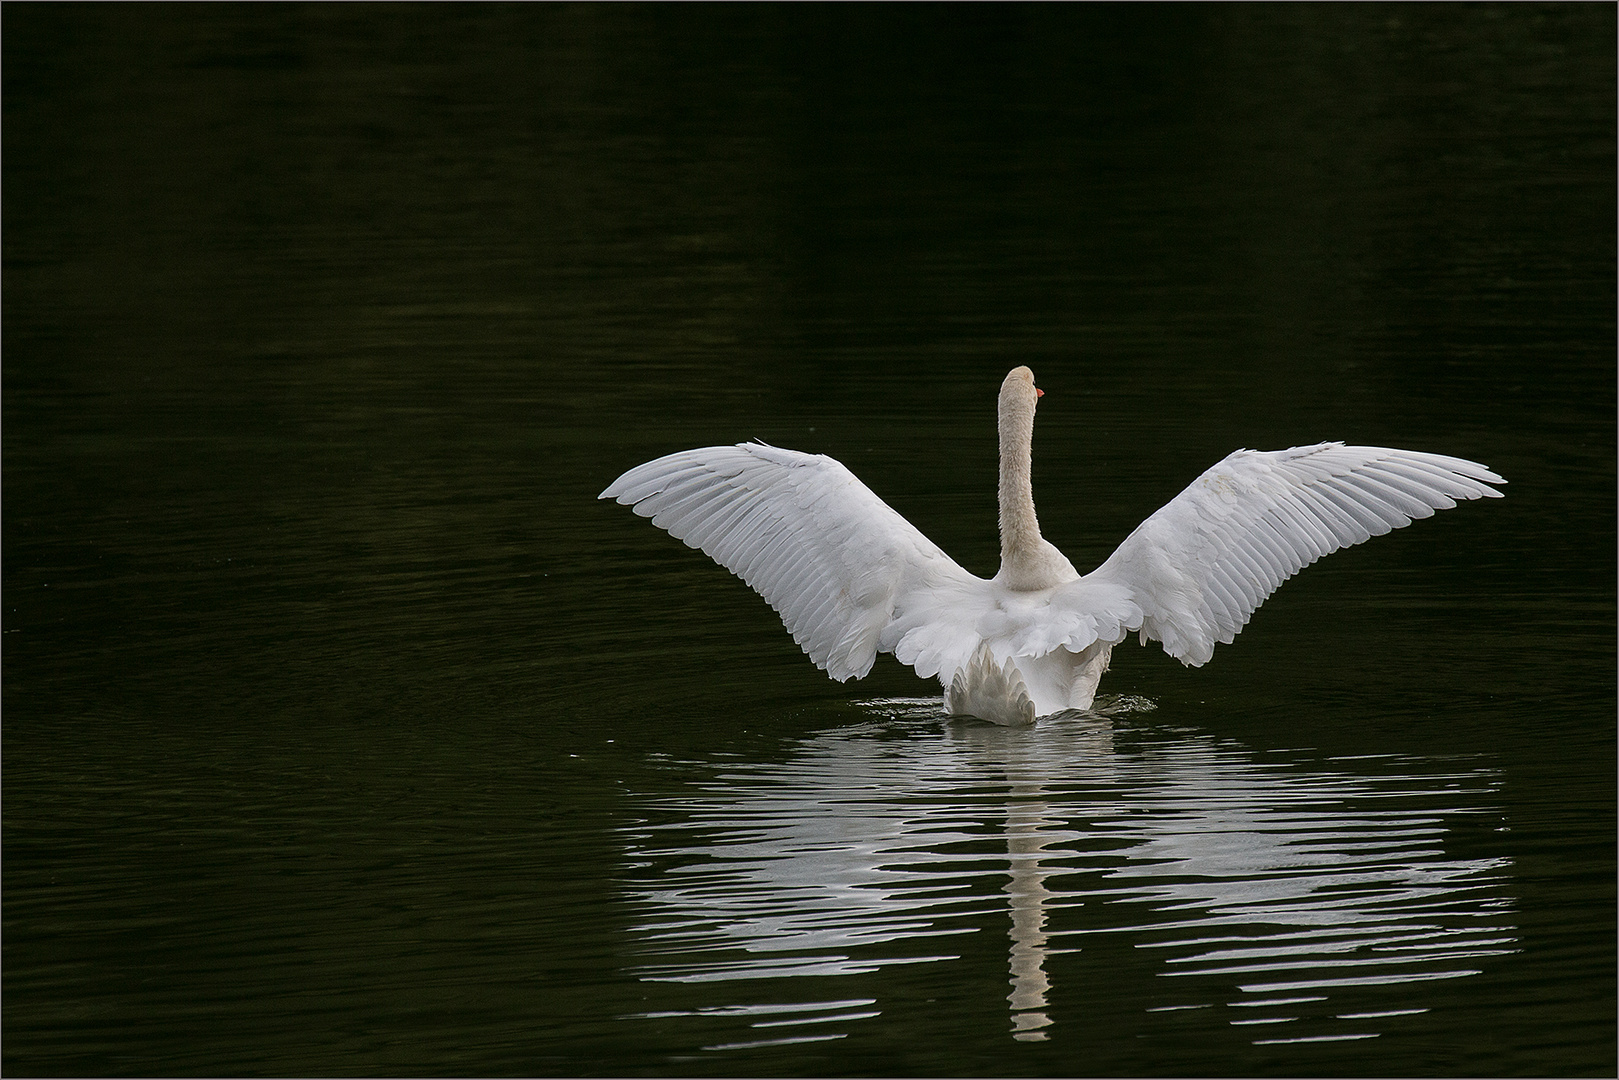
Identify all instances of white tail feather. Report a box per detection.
[946,642,1036,726]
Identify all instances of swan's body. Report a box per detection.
[600,367,1504,724]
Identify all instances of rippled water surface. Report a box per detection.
[620,703,1521,1062]
[5,6,1613,1076]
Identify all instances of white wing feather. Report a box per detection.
[1081,442,1506,666]
[600,442,987,682]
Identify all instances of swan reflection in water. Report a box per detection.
[1000,775,1070,1041]
[618,701,1516,1050]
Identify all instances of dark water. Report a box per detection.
[4,6,1613,1076]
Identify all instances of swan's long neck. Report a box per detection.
[998,384,1043,568]
[995,369,1078,591]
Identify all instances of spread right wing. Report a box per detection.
[1080,442,1506,666]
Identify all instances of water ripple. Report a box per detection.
[617,707,1516,1051]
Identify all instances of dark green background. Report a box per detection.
[5,5,1613,1075]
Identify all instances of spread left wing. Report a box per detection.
[600,442,988,682]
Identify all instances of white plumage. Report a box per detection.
[600,367,1504,724]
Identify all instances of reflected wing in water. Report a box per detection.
[617,716,1516,1051]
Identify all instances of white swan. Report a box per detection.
[600,367,1505,725]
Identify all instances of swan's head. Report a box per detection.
[1000,366,1044,415]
